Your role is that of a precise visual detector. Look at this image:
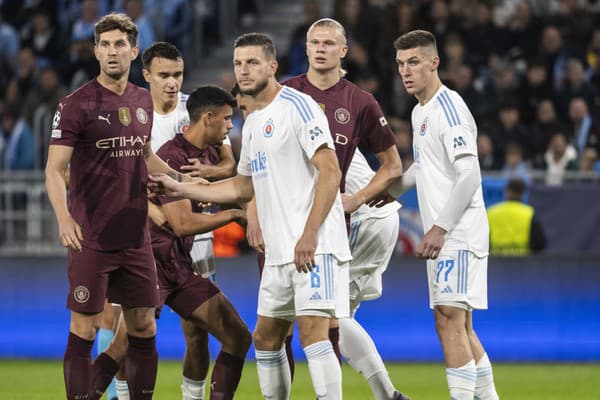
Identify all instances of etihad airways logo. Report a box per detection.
[96,135,148,158]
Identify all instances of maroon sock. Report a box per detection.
[125,335,158,400]
[89,352,120,400]
[63,332,94,400]
[329,327,342,365]
[209,351,245,400]
[284,335,295,381]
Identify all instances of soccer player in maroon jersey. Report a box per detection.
[92,85,252,400]
[281,18,407,400]
[45,13,191,400]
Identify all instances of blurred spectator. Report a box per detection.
[530,99,567,167]
[425,0,460,50]
[6,47,38,111]
[502,142,531,184]
[124,0,155,87]
[162,0,191,57]
[71,0,100,44]
[462,1,501,69]
[477,132,502,171]
[544,130,578,185]
[0,11,20,69]
[286,0,321,76]
[501,1,542,61]
[518,59,554,124]
[556,58,600,119]
[389,117,413,168]
[59,37,98,91]
[487,178,546,255]
[568,97,600,156]
[0,105,35,170]
[579,147,600,174]
[538,25,571,91]
[491,101,532,160]
[21,66,67,125]
[439,32,468,84]
[586,28,600,88]
[20,8,63,66]
[545,0,596,56]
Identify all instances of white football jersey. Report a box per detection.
[345,148,401,224]
[411,85,489,257]
[151,92,230,153]
[238,86,352,266]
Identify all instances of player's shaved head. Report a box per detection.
[394,30,438,56]
[234,33,277,60]
[307,18,347,45]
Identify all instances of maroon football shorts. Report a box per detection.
[67,242,159,314]
[156,258,220,320]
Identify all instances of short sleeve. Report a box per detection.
[296,96,335,159]
[155,145,188,205]
[438,95,477,163]
[237,124,252,176]
[50,97,81,147]
[358,94,396,153]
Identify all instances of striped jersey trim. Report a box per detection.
[457,250,469,294]
[437,91,461,127]
[280,87,315,124]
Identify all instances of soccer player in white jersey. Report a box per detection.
[151,33,352,400]
[393,30,499,400]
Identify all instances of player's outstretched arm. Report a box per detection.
[161,198,245,238]
[45,145,83,251]
[144,141,190,183]
[295,145,342,272]
[149,173,254,206]
[388,163,416,198]
[180,144,236,180]
[345,145,403,213]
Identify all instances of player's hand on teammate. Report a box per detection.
[246,212,265,253]
[294,230,318,273]
[58,215,83,252]
[415,225,446,259]
[368,192,396,208]
[341,193,362,214]
[229,209,247,228]
[181,158,209,178]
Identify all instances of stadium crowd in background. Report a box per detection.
[2,0,600,177]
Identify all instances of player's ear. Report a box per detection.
[340,44,348,59]
[431,56,440,71]
[142,68,151,83]
[269,59,279,77]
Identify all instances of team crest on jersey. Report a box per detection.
[136,107,148,124]
[73,285,90,304]
[419,117,428,136]
[335,107,350,124]
[178,116,190,133]
[263,118,274,138]
[118,107,132,126]
[52,110,61,129]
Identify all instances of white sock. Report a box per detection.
[339,317,396,400]
[181,376,206,400]
[255,348,291,400]
[446,359,476,400]
[115,379,130,400]
[304,340,342,400]
[474,354,499,400]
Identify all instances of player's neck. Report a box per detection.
[96,73,129,96]
[154,97,177,115]
[416,77,442,106]
[252,80,282,110]
[306,68,340,90]
[183,128,207,150]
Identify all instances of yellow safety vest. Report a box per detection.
[487,201,533,256]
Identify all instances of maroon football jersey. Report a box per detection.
[50,79,153,251]
[150,135,220,266]
[282,74,395,191]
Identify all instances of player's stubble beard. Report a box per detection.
[239,75,269,97]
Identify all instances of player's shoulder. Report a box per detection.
[281,74,307,90]
[128,82,152,102]
[431,86,470,127]
[61,79,96,103]
[278,85,320,123]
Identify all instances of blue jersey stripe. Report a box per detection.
[442,91,461,125]
[437,96,455,127]
[280,91,309,123]
[283,87,315,120]
[439,93,458,126]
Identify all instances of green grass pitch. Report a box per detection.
[0,360,598,399]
